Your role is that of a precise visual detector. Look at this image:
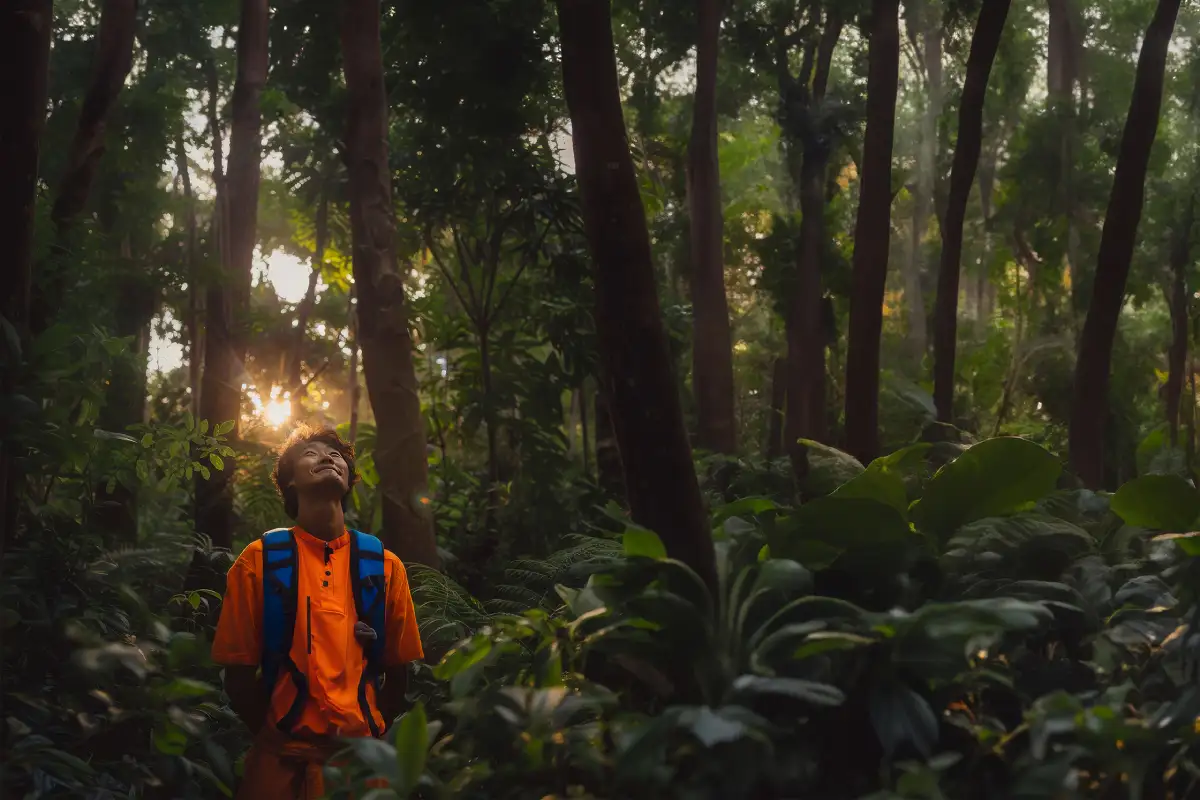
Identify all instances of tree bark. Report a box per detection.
[0,0,53,559]
[843,0,901,464]
[1166,196,1194,445]
[1069,0,1181,489]
[932,0,1012,422]
[31,0,138,335]
[786,13,844,454]
[557,0,717,592]
[193,0,267,568]
[687,0,737,455]
[341,0,440,568]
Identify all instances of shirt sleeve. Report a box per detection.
[384,554,425,666]
[211,542,263,666]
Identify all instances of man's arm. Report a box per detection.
[224,666,268,735]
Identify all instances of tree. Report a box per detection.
[787,7,844,454]
[341,0,440,568]
[687,0,737,455]
[556,0,717,592]
[932,0,1013,422]
[31,0,139,335]
[194,0,268,567]
[1068,0,1182,489]
[844,0,901,464]
[0,0,53,556]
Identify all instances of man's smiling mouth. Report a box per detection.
[313,465,341,475]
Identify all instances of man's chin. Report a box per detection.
[299,474,349,497]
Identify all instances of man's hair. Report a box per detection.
[272,424,359,519]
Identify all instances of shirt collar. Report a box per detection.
[292,526,349,551]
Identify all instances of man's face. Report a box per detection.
[290,439,350,500]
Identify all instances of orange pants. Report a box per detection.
[236,726,387,800]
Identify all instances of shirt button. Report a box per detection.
[322,581,329,587]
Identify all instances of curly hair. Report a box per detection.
[272,424,359,519]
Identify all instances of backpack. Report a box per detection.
[260,527,388,736]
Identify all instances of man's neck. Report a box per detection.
[294,501,345,542]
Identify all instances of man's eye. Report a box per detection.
[331,452,343,459]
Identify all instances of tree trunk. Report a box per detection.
[193,0,267,569]
[341,0,440,568]
[786,12,844,455]
[31,0,138,335]
[580,382,591,474]
[1069,0,1181,489]
[843,0,901,464]
[0,0,53,558]
[593,381,625,498]
[288,192,327,421]
[347,288,361,446]
[932,0,1012,422]
[1166,196,1195,445]
[556,0,717,592]
[687,0,737,455]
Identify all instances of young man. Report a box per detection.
[212,425,424,799]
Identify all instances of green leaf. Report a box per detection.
[140,433,154,448]
[623,526,667,560]
[729,675,845,707]
[913,437,1062,542]
[215,420,236,436]
[1111,475,1200,531]
[185,412,195,432]
[210,453,225,471]
[770,497,917,572]
[198,465,211,481]
[135,460,149,483]
[199,419,209,435]
[393,702,428,797]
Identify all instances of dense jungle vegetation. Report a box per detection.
[6,0,1200,796]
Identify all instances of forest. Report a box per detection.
[5,0,1200,796]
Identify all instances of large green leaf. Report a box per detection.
[793,439,865,497]
[770,497,917,572]
[945,513,1096,574]
[1110,475,1200,531]
[912,437,1062,543]
[393,702,429,798]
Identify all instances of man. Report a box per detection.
[212,425,424,799]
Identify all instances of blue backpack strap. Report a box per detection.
[349,530,387,736]
[260,528,308,733]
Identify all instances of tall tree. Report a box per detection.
[687,0,737,455]
[0,0,53,557]
[556,0,717,592]
[1068,0,1182,488]
[31,0,138,335]
[341,0,440,568]
[932,0,1013,422]
[786,8,844,454]
[1166,195,1195,445]
[194,0,268,566]
[843,0,901,464]
[904,0,939,363]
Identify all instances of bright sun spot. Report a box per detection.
[247,385,292,428]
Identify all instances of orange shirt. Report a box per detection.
[212,527,424,738]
